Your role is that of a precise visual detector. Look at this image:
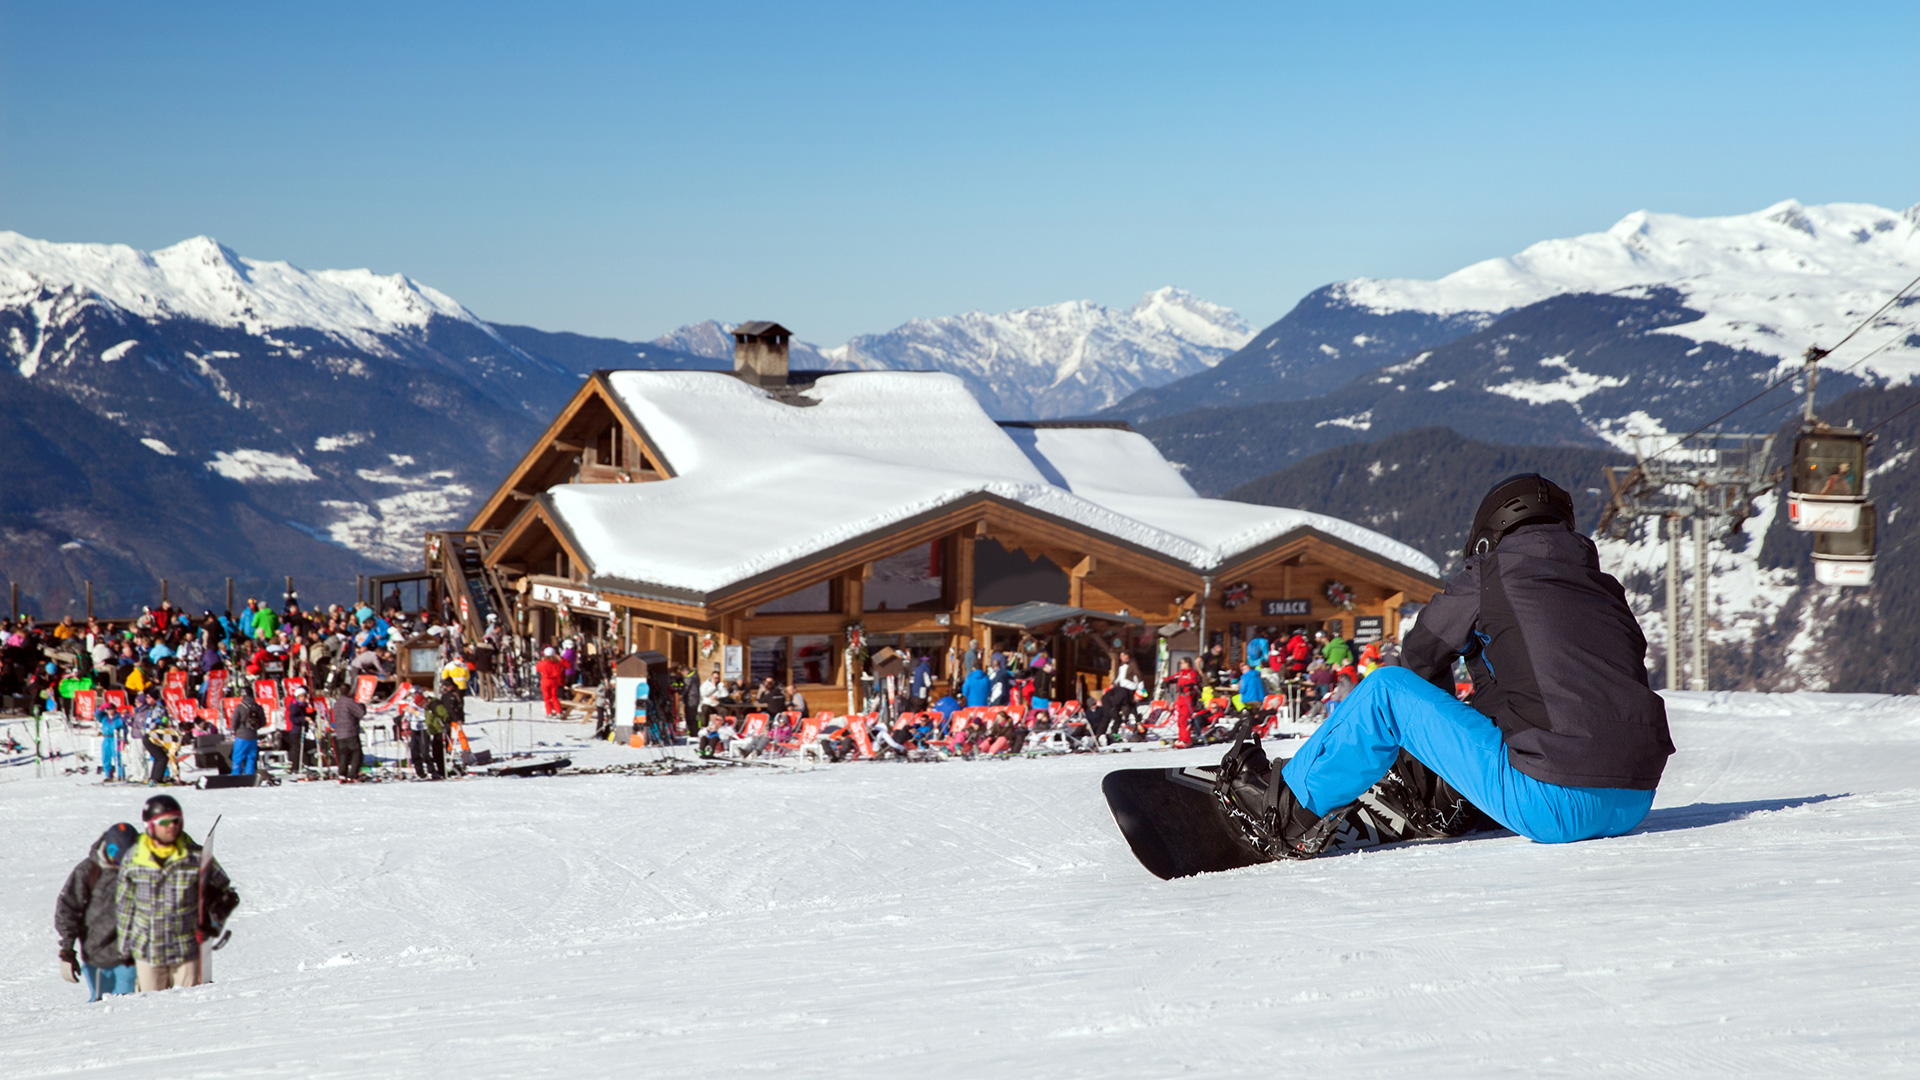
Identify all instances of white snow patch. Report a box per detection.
[315,432,369,452]
[1315,410,1374,431]
[205,449,318,483]
[100,339,138,361]
[139,437,175,456]
[1486,355,1629,405]
[1427,380,1454,392]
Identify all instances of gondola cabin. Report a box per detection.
[1787,425,1870,533]
[1811,501,1876,587]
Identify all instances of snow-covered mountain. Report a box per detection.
[654,287,1253,419]
[1339,200,1920,377]
[1112,200,1920,424]
[0,232,589,614]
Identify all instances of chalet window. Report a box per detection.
[864,540,947,612]
[749,635,788,686]
[792,634,833,685]
[747,633,837,686]
[758,579,835,614]
[973,537,1068,606]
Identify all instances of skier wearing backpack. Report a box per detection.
[115,795,238,991]
[1217,473,1673,860]
[55,822,140,1001]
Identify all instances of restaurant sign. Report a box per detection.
[531,582,613,614]
[1260,598,1312,617]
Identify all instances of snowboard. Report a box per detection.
[1104,763,1496,879]
[1102,766,1270,879]
[196,815,222,981]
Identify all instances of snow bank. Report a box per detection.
[2,691,1916,1077]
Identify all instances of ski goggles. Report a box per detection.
[148,815,183,827]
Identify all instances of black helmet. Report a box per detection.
[100,822,140,863]
[1466,473,1575,558]
[142,793,183,823]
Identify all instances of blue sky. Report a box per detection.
[2,2,1914,343]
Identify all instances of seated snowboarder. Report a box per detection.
[1218,473,1674,859]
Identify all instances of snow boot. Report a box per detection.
[1212,725,1350,861]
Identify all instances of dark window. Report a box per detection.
[973,538,1069,606]
[865,540,947,611]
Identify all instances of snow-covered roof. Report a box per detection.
[1005,425,1199,499]
[540,371,1440,598]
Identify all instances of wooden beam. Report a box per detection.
[552,439,585,452]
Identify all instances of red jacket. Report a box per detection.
[536,657,567,686]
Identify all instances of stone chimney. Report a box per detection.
[731,321,791,388]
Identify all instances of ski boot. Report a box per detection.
[1210,723,1355,861]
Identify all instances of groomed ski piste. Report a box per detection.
[2,691,1916,1077]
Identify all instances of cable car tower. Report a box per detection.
[1599,431,1780,691]
[1787,346,1877,586]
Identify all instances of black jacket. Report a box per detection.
[331,695,365,740]
[1402,524,1673,790]
[232,698,267,740]
[55,838,132,967]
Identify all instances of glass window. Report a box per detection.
[865,541,946,611]
[758,580,834,614]
[749,636,788,685]
[792,634,834,684]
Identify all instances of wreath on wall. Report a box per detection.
[1221,581,1252,609]
[699,632,718,659]
[1061,617,1090,639]
[1324,580,1356,611]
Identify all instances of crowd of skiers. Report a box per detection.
[0,592,536,784]
[55,794,237,1001]
[669,626,1399,764]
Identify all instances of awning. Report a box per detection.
[974,602,1144,631]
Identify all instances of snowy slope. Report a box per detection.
[3,691,1917,1077]
[1340,200,1920,381]
[655,288,1253,420]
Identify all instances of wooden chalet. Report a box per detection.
[427,325,1442,705]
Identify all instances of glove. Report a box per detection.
[59,949,79,983]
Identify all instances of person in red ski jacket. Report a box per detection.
[1284,631,1311,677]
[535,647,567,717]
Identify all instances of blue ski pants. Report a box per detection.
[100,737,121,780]
[83,962,135,1002]
[1280,666,1654,844]
[231,737,258,776]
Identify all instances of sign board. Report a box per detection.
[104,689,128,710]
[164,670,188,698]
[1353,616,1385,646]
[74,689,96,723]
[722,644,744,681]
[223,697,241,725]
[354,674,378,704]
[1261,598,1311,617]
[255,681,278,706]
[204,671,227,707]
[530,582,612,614]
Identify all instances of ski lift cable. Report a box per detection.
[1861,393,1920,437]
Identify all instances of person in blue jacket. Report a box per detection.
[1235,663,1266,713]
[961,665,992,708]
[1218,474,1673,858]
[98,705,126,780]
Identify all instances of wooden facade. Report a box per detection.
[448,373,1443,706]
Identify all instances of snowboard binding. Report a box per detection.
[1211,723,1352,861]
